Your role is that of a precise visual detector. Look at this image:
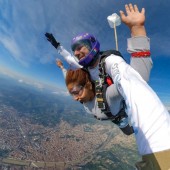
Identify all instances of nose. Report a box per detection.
[74,50,80,58]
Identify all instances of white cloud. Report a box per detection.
[0,65,67,95]
[18,79,23,83]
[0,35,29,66]
[52,91,69,96]
[1,0,169,69]
[0,0,125,67]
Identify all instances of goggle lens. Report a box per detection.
[70,85,84,97]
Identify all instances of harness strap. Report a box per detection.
[95,80,114,119]
[95,50,128,123]
[111,100,127,124]
[92,50,134,135]
[95,78,127,123]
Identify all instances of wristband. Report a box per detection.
[131,51,151,57]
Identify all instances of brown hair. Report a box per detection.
[65,68,95,92]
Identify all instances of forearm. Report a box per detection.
[57,46,82,69]
[61,67,67,79]
[128,36,153,82]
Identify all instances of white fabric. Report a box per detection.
[61,67,67,79]
[57,46,82,69]
[86,37,152,119]
[127,36,150,53]
[108,55,170,155]
[88,64,100,81]
[84,97,108,119]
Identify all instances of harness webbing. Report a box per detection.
[95,50,127,124]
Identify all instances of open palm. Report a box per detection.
[120,4,145,28]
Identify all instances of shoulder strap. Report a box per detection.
[95,50,124,120]
[100,50,123,59]
[99,50,124,85]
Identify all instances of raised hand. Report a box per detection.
[45,33,60,49]
[120,4,146,36]
[56,59,64,69]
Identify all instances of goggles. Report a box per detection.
[73,44,84,52]
[71,39,91,52]
[69,85,84,97]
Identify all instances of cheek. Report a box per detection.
[84,50,90,55]
[67,83,76,94]
[82,88,94,101]
[81,47,89,54]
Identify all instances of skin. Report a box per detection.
[120,4,146,37]
[67,82,95,103]
[56,60,64,69]
[74,46,89,61]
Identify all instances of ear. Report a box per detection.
[85,81,92,90]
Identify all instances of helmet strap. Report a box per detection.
[84,52,100,68]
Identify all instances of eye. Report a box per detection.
[73,91,79,95]
[74,44,84,52]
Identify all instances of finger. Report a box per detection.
[45,34,51,39]
[45,33,49,37]
[46,33,50,36]
[134,4,139,12]
[129,3,134,12]
[119,10,126,19]
[50,34,55,39]
[141,8,145,15]
[125,4,130,15]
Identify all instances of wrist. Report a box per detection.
[52,42,60,49]
[130,25,146,37]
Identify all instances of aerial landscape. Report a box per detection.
[0,75,142,170]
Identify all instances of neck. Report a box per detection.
[89,58,99,69]
[88,52,100,69]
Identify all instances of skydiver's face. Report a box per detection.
[67,82,94,103]
[73,45,90,61]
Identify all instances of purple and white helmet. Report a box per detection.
[71,33,100,67]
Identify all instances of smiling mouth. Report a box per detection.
[76,53,86,60]
[79,55,85,60]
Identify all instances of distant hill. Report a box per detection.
[0,75,93,127]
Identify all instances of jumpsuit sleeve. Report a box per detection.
[128,36,153,82]
[57,45,82,69]
[105,36,153,82]
[61,67,67,79]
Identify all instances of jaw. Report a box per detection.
[81,91,95,103]
[78,54,86,61]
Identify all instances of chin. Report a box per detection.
[80,99,87,103]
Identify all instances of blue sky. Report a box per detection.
[0,0,170,106]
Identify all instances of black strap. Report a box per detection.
[95,80,114,119]
[95,50,127,123]
[111,100,127,124]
